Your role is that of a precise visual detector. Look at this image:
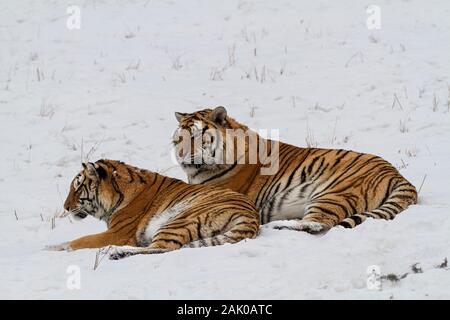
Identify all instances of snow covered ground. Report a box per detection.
[1,0,449,299]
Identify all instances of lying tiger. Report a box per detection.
[173,106,418,234]
[46,159,259,259]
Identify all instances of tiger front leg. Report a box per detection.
[45,241,73,251]
[108,240,181,260]
[271,201,347,234]
[45,231,128,251]
[107,245,171,260]
[269,218,331,234]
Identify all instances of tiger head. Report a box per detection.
[173,106,249,176]
[63,160,144,222]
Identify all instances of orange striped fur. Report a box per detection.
[174,107,418,234]
[46,160,259,259]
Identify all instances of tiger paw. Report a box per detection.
[44,242,73,251]
[271,220,330,234]
[263,220,299,230]
[291,221,330,234]
[107,245,135,260]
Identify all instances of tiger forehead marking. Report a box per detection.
[72,174,84,190]
[192,120,203,130]
[177,109,216,128]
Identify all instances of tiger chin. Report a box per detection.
[173,106,418,234]
[45,160,259,260]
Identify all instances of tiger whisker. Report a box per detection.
[57,210,71,218]
[68,208,85,216]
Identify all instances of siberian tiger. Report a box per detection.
[46,159,259,259]
[173,106,418,234]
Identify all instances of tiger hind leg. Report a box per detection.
[184,233,246,248]
[339,179,417,229]
[184,215,259,248]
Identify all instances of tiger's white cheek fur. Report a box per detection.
[142,201,187,243]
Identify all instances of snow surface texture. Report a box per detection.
[0,0,449,299]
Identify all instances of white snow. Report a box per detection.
[1,0,449,299]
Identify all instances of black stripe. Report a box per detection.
[312,154,365,199]
[339,221,352,228]
[352,215,363,225]
[156,238,184,247]
[307,205,341,221]
[384,201,403,211]
[314,199,353,217]
[201,162,237,183]
[157,231,184,238]
[108,174,124,214]
[380,177,396,206]
[126,167,135,183]
[307,155,321,175]
[196,218,202,237]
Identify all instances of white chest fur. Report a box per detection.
[259,183,312,223]
[143,202,187,242]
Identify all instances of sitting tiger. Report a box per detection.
[173,106,418,234]
[46,159,259,259]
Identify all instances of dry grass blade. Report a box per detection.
[305,125,317,148]
[80,137,84,163]
[432,93,439,112]
[94,246,111,270]
[57,210,71,218]
[344,51,364,68]
[392,93,404,110]
[84,139,104,162]
[418,174,427,195]
[330,117,338,145]
[437,258,448,269]
[159,165,179,175]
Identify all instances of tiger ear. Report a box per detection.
[210,106,227,124]
[83,162,107,180]
[175,112,187,123]
[83,162,97,178]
